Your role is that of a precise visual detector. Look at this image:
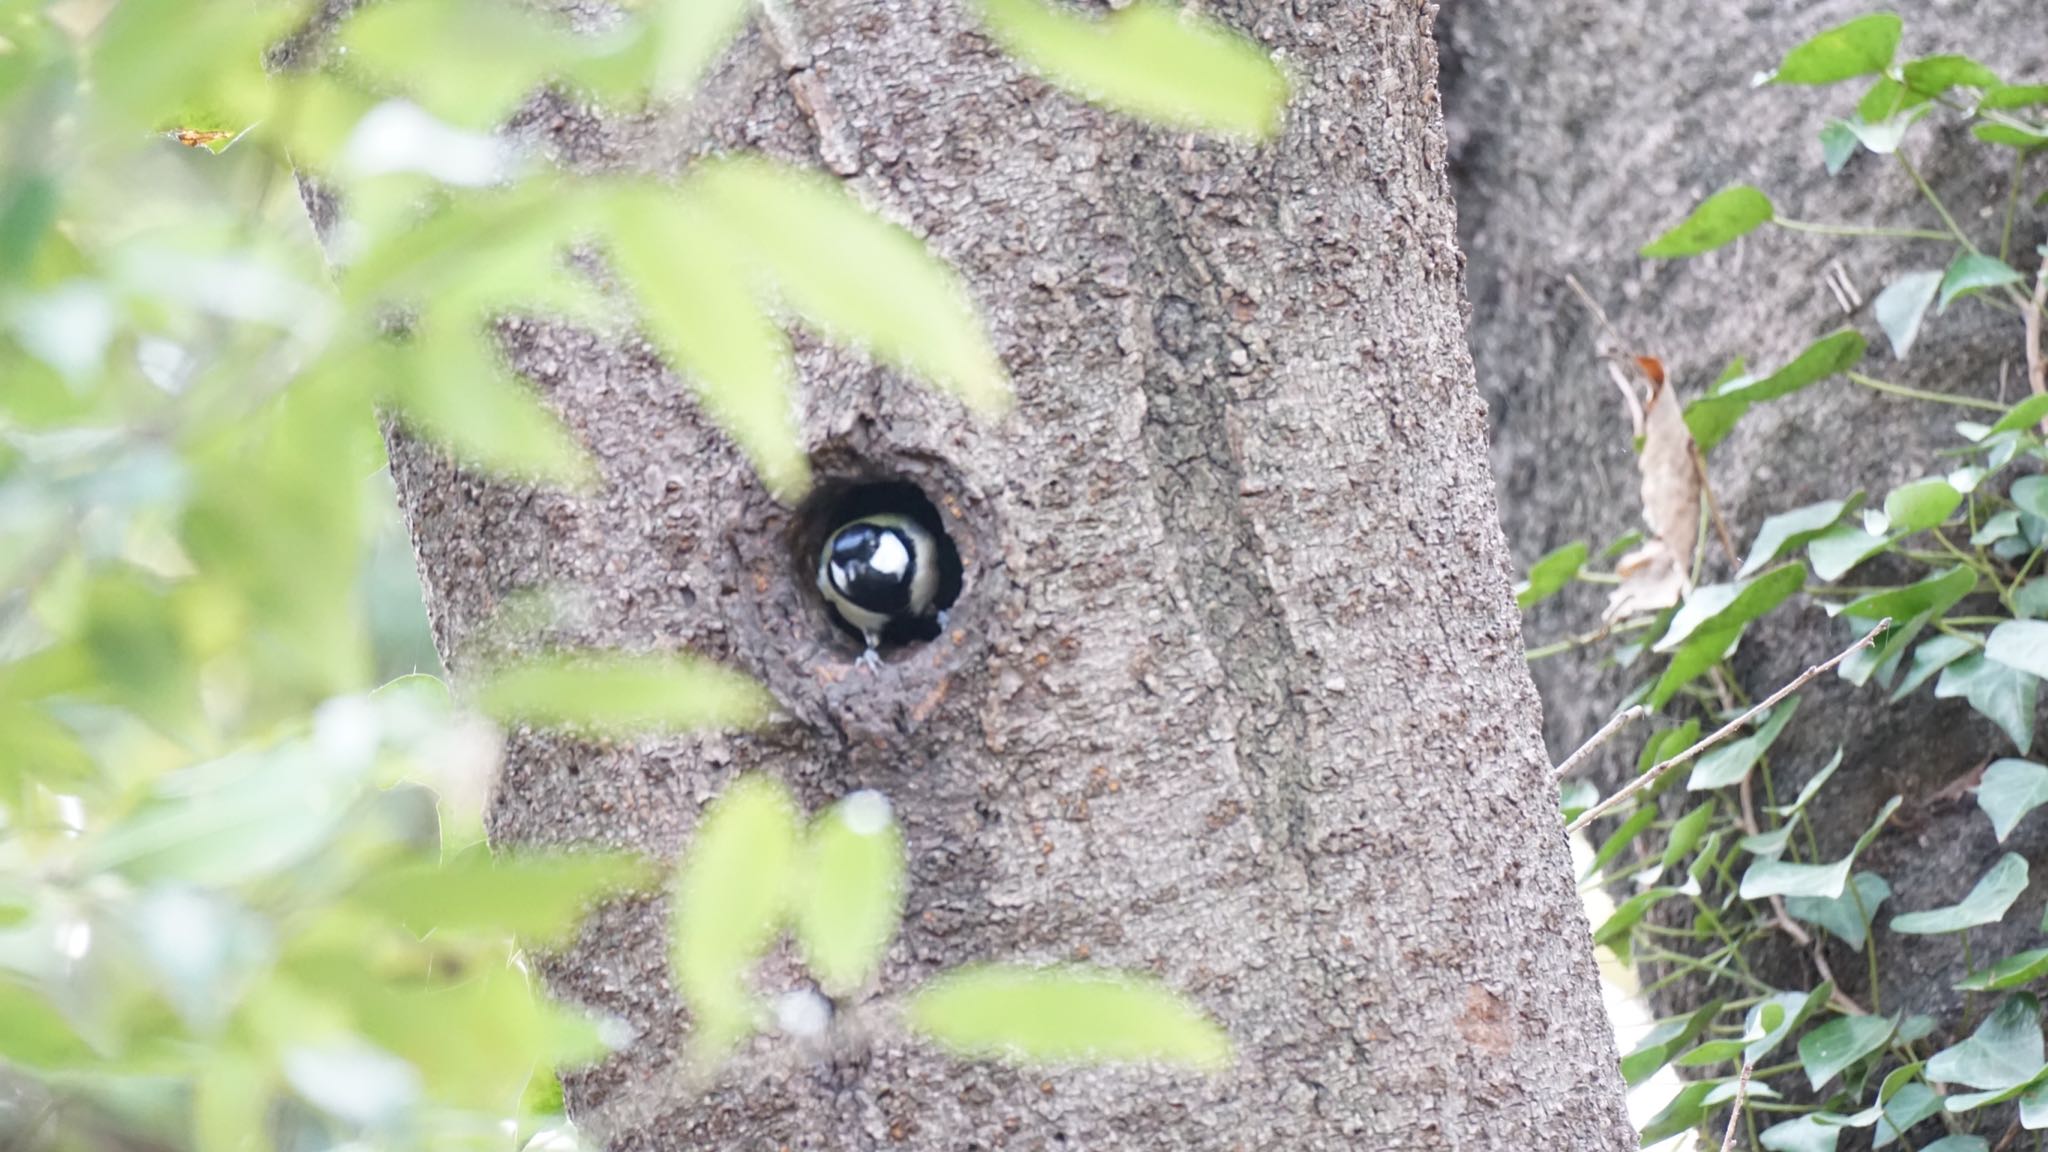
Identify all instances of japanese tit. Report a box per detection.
[818,513,943,669]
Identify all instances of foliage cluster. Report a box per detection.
[1522,13,2048,1150]
[0,0,1285,1149]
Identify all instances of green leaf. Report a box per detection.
[1844,566,1976,625]
[1985,85,2048,110]
[607,188,808,498]
[1596,887,1685,965]
[1919,1139,1990,1152]
[2016,579,2048,621]
[671,775,803,1056]
[1763,1116,1842,1152]
[1987,621,2048,682]
[1974,510,2023,546]
[1880,479,1964,534]
[0,978,92,1069]
[1873,1083,1943,1147]
[795,791,906,996]
[1741,796,1900,900]
[1941,253,2025,311]
[1662,800,1717,870]
[1657,566,1805,653]
[688,156,1012,415]
[1749,985,1835,1064]
[1516,541,1587,610]
[1582,804,1658,881]
[1991,395,2048,436]
[1650,624,1742,709]
[1875,270,1944,359]
[972,0,1287,138]
[1958,949,2048,993]
[476,651,772,735]
[1800,1014,1897,1091]
[1689,699,1799,790]
[1927,994,2044,1090]
[1977,760,2048,842]
[393,328,596,489]
[1809,523,1893,582]
[1787,871,1892,953]
[1976,122,2048,150]
[1894,634,1978,701]
[1642,185,1775,258]
[1768,14,1903,85]
[1893,853,2030,934]
[1903,55,2002,97]
[2014,477,2048,522]
[1938,653,2038,752]
[905,964,1230,1070]
[350,848,649,944]
[1741,499,1854,577]
[1560,778,1599,823]
[1820,120,1859,174]
[1621,998,1724,1085]
[1688,331,1867,452]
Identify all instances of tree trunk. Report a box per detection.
[1440,0,2048,1023]
[375,1,1633,1147]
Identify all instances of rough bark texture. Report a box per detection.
[361,1,1635,1148]
[1440,0,2048,1026]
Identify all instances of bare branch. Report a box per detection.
[1565,620,1891,836]
[1552,706,1648,783]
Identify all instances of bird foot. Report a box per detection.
[856,647,883,673]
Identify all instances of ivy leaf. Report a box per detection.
[1893,854,2030,935]
[1927,993,2044,1091]
[1762,1115,1844,1152]
[1740,796,1899,900]
[1766,14,1903,86]
[2014,478,2048,522]
[1894,634,1978,701]
[1656,566,1805,654]
[1820,120,1859,174]
[1977,760,2048,843]
[1800,1014,1897,1091]
[1516,541,1587,610]
[476,651,773,736]
[1941,253,2025,312]
[1937,653,2038,753]
[1621,998,1725,1085]
[1990,395,2048,436]
[1686,331,1866,452]
[1919,1138,1990,1152]
[671,775,803,1057]
[1958,949,2048,993]
[1642,185,1774,258]
[794,791,907,997]
[1874,270,1944,359]
[1975,123,2048,151]
[1787,871,1892,953]
[1741,498,1855,577]
[1873,1083,1943,1147]
[1689,699,1799,791]
[1984,86,2048,110]
[1986,620,2048,684]
[973,0,1287,139]
[1809,523,1893,582]
[1748,985,1836,1064]
[1881,478,1964,534]
[905,964,1230,1070]
[1903,55,2002,97]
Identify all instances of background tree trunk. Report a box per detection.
[370,0,1636,1147]
[1440,0,2048,1024]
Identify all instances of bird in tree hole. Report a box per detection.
[817,513,946,670]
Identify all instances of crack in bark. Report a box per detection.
[1134,216,1314,855]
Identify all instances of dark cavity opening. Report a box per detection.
[791,478,963,652]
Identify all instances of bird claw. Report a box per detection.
[856,646,883,673]
[935,608,951,631]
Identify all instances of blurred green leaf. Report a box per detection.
[351,847,649,944]
[1809,522,1892,582]
[1939,653,2038,752]
[794,791,905,997]
[1741,796,1899,900]
[0,977,93,1069]
[1903,54,2001,97]
[476,651,772,735]
[1800,1014,1896,1091]
[1984,86,2048,110]
[1656,566,1804,654]
[1959,949,2048,993]
[973,0,1288,138]
[1787,871,1891,953]
[1989,395,2048,436]
[2014,477,2048,522]
[390,326,597,489]
[1768,14,1902,86]
[1748,985,1834,1064]
[906,964,1230,1070]
[1741,498,1854,577]
[653,0,756,95]
[1621,998,1723,1085]
[341,0,642,127]
[1941,252,2025,311]
[1880,478,1964,534]
[1688,699,1799,790]
[1642,185,1774,258]
[1516,541,1587,610]
[671,775,801,1057]
[605,188,808,499]
[687,156,1012,416]
[1976,759,2048,843]
[1927,993,2044,1091]
[1686,331,1865,452]
[1892,853,2030,935]
[1875,270,1943,359]
[1894,634,1978,700]
[1761,1115,1841,1152]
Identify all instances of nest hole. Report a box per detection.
[789,478,964,652]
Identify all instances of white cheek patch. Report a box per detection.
[869,533,909,576]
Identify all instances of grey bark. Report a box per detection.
[352,0,1631,1148]
[1441,0,2048,1024]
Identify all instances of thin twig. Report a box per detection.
[1566,620,1892,836]
[1552,706,1649,782]
[1719,1055,1756,1152]
[1695,445,1740,565]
